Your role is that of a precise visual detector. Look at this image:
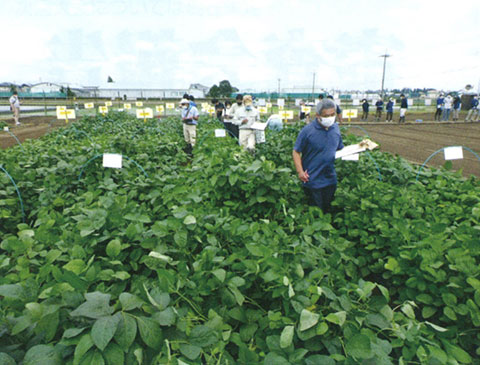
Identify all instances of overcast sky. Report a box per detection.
[2,0,479,92]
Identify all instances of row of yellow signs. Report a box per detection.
[81,102,176,110]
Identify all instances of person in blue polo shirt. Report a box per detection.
[386,97,394,122]
[375,98,384,122]
[292,99,344,212]
[435,93,444,121]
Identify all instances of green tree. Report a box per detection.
[218,80,238,98]
[208,85,221,98]
[66,86,76,98]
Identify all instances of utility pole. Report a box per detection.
[379,53,391,99]
[277,78,281,96]
[311,72,316,102]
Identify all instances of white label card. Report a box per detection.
[342,109,358,118]
[103,153,123,168]
[444,146,463,160]
[215,129,226,137]
[277,99,285,107]
[352,99,360,106]
[3,127,9,131]
[408,99,414,106]
[425,99,432,106]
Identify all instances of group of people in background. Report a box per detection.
[435,93,462,121]
[435,93,479,122]
[180,93,260,154]
[361,94,407,123]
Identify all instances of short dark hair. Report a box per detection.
[212,99,218,104]
[236,94,243,100]
[13,91,18,95]
[188,95,195,101]
[183,93,189,99]
[400,94,405,97]
[327,95,333,100]
[225,100,232,106]
[318,94,324,99]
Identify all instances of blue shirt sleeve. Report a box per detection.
[294,127,308,153]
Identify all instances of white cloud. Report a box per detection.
[1,0,479,91]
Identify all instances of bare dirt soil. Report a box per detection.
[344,121,480,177]
[0,116,66,149]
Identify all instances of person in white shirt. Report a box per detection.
[180,98,199,155]
[233,95,259,152]
[443,94,453,121]
[9,91,21,125]
[227,94,243,138]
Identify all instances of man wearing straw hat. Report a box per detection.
[180,98,199,155]
[233,95,259,152]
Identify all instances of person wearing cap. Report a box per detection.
[233,95,259,152]
[180,98,199,155]
[386,98,394,122]
[292,99,344,212]
[435,93,444,121]
[9,91,21,126]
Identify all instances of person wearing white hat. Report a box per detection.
[233,95,259,152]
[180,98,199,155]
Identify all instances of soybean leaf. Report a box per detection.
[137,316,163,348]
[114,313,137,351]
[280,325,294,348]
[299,309,320,331]
[179,344,202,360]
[24,345,61,365]
[92,315,120,351]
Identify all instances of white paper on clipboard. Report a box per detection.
[335,145,366,159]
[342,153,360,161]
[251,122,268,131]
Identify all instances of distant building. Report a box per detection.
[29,82,63,93]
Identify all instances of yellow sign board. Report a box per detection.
[258,106,268,114]
[156,105,165,113]
[99,106,109,114]
[123,103,132,110]
[135,101,143,107]
[208,106,215,114]
[136,108,154,119]
[278,105,284,111]
[342,109,358,120]
[56,106,67,112]
[105,101,113,107]
[84,103,94,109]
[279,110,294,120]
[266,102,272,108]
[201,102,210,109]
[301,106,311,113]
[56,109,76,121]
[166,103,175,110]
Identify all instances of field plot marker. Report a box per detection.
[136,108,153,123]
[342,109,358,123]
[136,101,144,107]
[78,154,149,181]
[416,146,480,181]
[57,108,76,124]
[99,106,109,116]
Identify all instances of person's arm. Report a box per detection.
[292,150,309,183]
[192,108,199,121]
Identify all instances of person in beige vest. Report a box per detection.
[233,95,259,152]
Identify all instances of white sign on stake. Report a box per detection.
[425,99,432,106]
[3,126,9,132]
[103,153,123,169]
[342,153,360,161]
[215,129,226,137]
[105,101,113,107]
[56,109,76,120]
[166,103,175,110]
[408,99,414,106]
[352,99,360,106]
[124,103,132,110]
[258,98,266,106]
[444,146,463,160]
[277,98,285,107]
[84,103,94,109]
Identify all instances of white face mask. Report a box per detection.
[320,116,335,128]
